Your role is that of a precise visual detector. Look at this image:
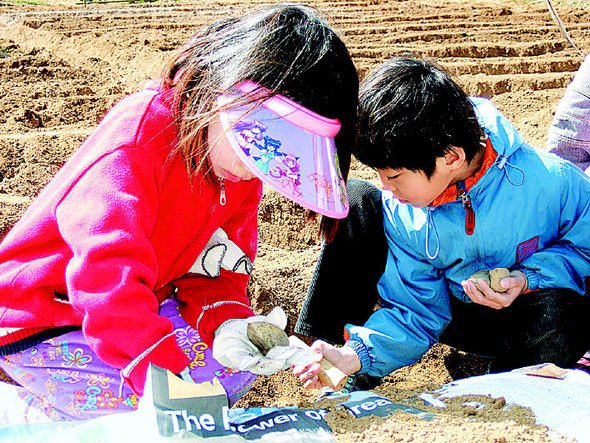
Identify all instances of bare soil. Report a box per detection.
[1,0,589,440]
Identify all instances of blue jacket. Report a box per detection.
[345,97,590,377]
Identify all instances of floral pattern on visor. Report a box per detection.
[218,80,349,219]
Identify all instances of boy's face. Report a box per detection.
[377,157,453,207]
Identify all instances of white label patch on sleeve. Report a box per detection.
[188,228,252,278]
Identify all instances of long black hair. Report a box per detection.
[162,3,358,240]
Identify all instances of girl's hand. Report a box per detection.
[461,270,528,310]
[292,340,361,389]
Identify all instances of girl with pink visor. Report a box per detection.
[0,4,358,424]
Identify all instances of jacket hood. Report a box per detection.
[471,97,524,158]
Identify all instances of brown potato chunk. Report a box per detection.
[247,322,289,355]
[468,267,510,293]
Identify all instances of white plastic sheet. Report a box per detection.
[435,366,590,442]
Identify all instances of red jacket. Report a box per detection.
[0,83,263,394]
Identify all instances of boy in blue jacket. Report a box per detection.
[294,57,590,389]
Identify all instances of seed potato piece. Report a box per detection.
[247,322,289,355]
[468,270,491,288]
[489,267,510,292]
[468,267,510,293]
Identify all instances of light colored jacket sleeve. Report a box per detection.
[547,54,590,174]
[344,202,452,377]
[516,161,590,292]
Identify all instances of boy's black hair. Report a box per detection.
[355,56,483,178]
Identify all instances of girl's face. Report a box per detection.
[208,115,257,183]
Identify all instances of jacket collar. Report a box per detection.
[430,138,497,207]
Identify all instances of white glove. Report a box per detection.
[212,307,309,376]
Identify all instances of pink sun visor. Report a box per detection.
[217,80,349,219]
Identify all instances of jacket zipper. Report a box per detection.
[219,177,226,206]
[457,181,475,235]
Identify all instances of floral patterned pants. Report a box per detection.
[0,298,257,421]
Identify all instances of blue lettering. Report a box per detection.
[80,386,101,411]
[252,418,276,431]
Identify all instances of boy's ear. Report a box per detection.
[443,146,466,170]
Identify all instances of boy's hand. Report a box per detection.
[292,340,361,389]
[461,270,528,309]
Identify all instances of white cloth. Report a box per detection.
[213,307,310,376]
[435,366,590,442]
[0,382,52,427]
